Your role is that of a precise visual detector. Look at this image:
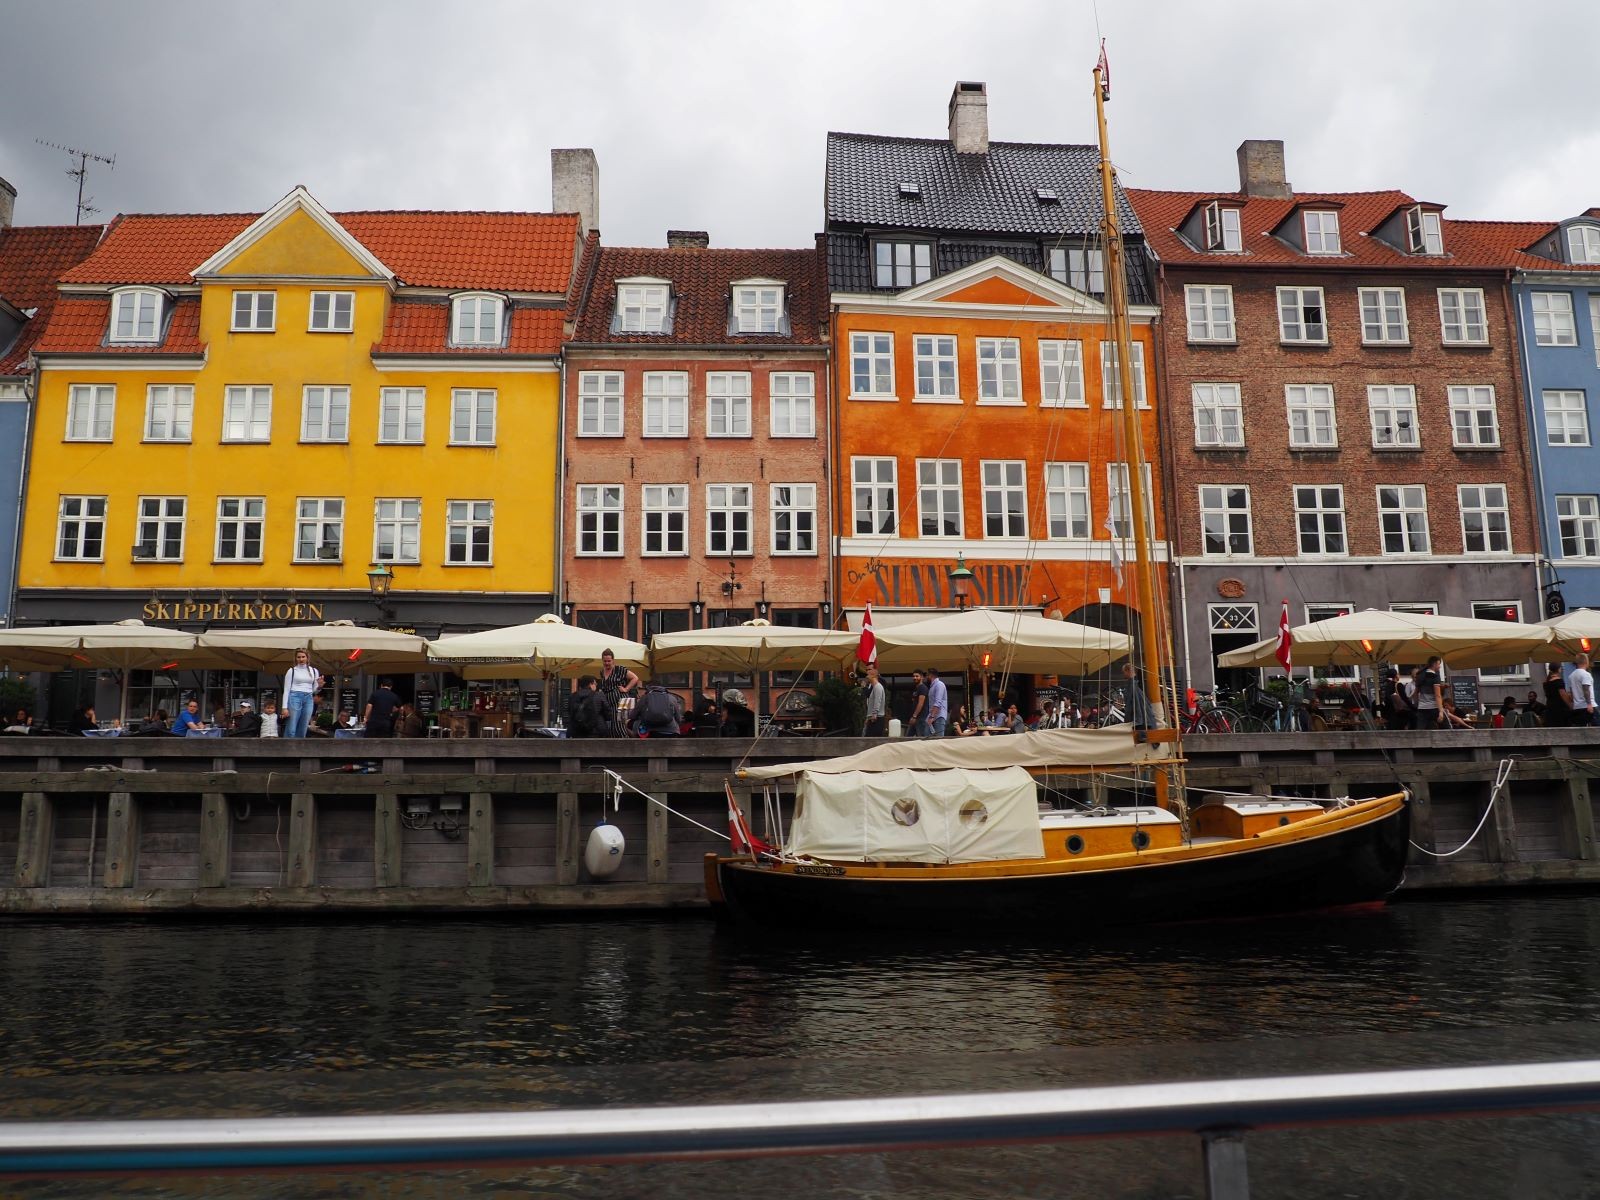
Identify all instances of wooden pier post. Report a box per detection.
[287,793,316,886]
[468,792,494,887]
[1563,768,1596,861]
[647,789,670,884]
[103,791,138,887]
[374,794,402,888]
[15,792,53,887]
[556,790,580,884]
[199,793,232,888]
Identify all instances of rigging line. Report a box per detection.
[601,768,733,843]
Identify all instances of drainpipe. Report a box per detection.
[553,353,568,623]
[1509,271,1553,608]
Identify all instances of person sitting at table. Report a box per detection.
[692,686,721,737]
[126,709,168,737]
[225,699,262,738]
[395,702,427,738]
[171,699,207,736]
[1439,698,1474,730]
[636,680,684,738]
[567,676,610,738]
[720,689,756,738]
[5,707,34,734]
[1491,696,1518,729]
[68,705,98,734]
[1525,690,1547,725]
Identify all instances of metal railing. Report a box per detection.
[3,1060,1599,1197]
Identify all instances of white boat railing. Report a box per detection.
[3,1060,1599,1198]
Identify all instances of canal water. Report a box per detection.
[3,894,1600,1198]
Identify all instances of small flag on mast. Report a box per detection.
[857,601,878,666]
[1097,40,1110,100]
[1275,600,1293,672]
[1104,509,1123,589]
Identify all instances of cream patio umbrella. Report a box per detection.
[647,619,865,723]
[198,621,433,674]
[1538,609,1600,661]
[426,615,649,679]
[869,608,1132,676]
[1216,608,1552,671]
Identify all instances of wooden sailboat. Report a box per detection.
[704,58,1408,932]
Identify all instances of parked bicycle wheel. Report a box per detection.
[1232,714,1274,734]
[1198,707,1239,734]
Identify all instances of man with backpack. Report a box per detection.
[568,676,611,738]
[636,680,684,737]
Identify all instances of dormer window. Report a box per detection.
[1406,207,1444,255]
[615,281,670,333]
[1048,246,1104,296]
[732,281,786,334]
[1035,188,1060,205]
[451,293,505,346]
[1567,224,1600,264]
[108,288,164,344]
[1303,211,1342,255]
[873,240,932,288]
[1203,202,1242,252]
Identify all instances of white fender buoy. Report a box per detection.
[584,823,625,878]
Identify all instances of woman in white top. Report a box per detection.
[283,650,323,738]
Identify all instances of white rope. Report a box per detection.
[599,768,732,843]
[1409,757,1516,859]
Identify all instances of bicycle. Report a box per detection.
[1179,690,1242,734]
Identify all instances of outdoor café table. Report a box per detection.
[81,728,122,737]
[185,727,223,738]
[333,727,368,739]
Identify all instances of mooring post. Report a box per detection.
[287,793,316,887]
[1563,766,1596,861]
[102,791,138,887]
[555,790,580,885]
[1405,776,1435,860]
[198,793,231,888]
[374,793,402,888]
[1202,1127,1250,1199]
[14,792,53,887]
[468,792,494,887]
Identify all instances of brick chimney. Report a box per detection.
[550,149,599,237]
[1236,140,1292,199]
[0,177,15,229]
[948,81,989,155]
[667,230,709,249]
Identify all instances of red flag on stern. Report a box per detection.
[1275,600,1293,673]
[857,601,877,666]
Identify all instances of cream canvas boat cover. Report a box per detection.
[788,766,1045,864]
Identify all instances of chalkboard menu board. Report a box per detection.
[1448,676,1479,713]
[339,687,359,716]
[522,690,543,719]
[415,690,437,717]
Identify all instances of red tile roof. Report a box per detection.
[0,224,105,374]
[570,244,827,345]
[372,299,565,356]
[32,296,204,357]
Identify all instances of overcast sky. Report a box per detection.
[1,0,1594,247]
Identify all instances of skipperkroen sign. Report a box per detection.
[141,599,326,623]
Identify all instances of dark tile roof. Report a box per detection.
[0,224,104,374]
[569,244,827,347]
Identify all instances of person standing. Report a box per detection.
[1121,661,1155,737]
[282,650,323,738]
[907,670,929,737]
[362,678,401,738]
[1413,657,1443,730]
[926,667,949,737]
[258,699,280,738]
[1569,655,1597,726]
[1543,665,1572,727]
[597,649,641,738]
[862,668,888,737]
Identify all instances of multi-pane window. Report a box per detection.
[295,498,344,561]
[641,484,688,556]
[1045,462,1090,538]
[1449,386,1499,448]
[231,291,276,331]
[1532,292,1577,346]
[706,484,752,555]
[734,285,784,333]
[769,373,815,436]
[1306,603,1358,682]
[450,389,496,445]
[450,294,504,346]
[109,289,162,343]
[850,332,894,397]
[1544,390,1590,446]
[1294,486,1347,556]
[134,497,185,561]
[1359,288,1409,343]
[617,284,669,333]
[445,500,493,565]
[1438,289,1487,344]
[1185,285,1235,341]
[1368,385,1420,448]
[1557,495,1600,558]
[576,485,623,555]
[144,385,193,442]
[1192,383,1244,447]
[1203,202,1242,252]
[301,386,350,442]
[56,496,106,561]
[1406,207,1444,255]
[852,457,897,535]
[222,385,272,441]
[1049,246,1104,294]
[1459,485,1510,554]
[917,459,963,537]
[215,498,264,562]
[1377,485,1430,554]
[65,384,115,441]
[770,484,816,555]
[1277,287,1327,342]
[981,461,1026,538]
[1303,211,1342,254]
[873,241,932,288]
[372,498,421,563]
[1568,225,1600,264]
[1100,341,1147,408]
[706,372,752,436]
[577,372,623,436]
[308,291,354,332]
[378,388,425,443]
[642,372,689,436]
[976,338,1022,402]
[1199,485,1252,556]
[913,334,959,400]
[1038,340,1084,407]
[1285,384,1337,448]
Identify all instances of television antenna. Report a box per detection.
[35,139,116,225]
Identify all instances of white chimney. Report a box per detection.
[551,149,599,236]
[948,81,989,155]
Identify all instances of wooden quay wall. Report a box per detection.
[1,729,1597,915]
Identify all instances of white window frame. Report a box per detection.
[449,388,497,446]
[641,484,689,557]
[1099,341,1148,409]
[1406,207,1444,255]
[1192,383,1244,448]
[308,291,354,333]
[577,372,623,437]
[852,457,897,536]
[231,290,276,332]
[1557,495,1600,559]
[1303,210,1342,255]
[1367,385,1420,449]
[642,372,689,437]
[1286,384,1337,449]
[144,384,193,443]
[1203,202,1242,252]
[1449,385,1500,449]
[108,288,163,344]
[916,459,963,539]
[372,498,421,564]
[975,337,1022,404]
[706,372,752,437]
[378,387,425,444]
[576,484,624,556]
[1198,484,1253,557]
[1544,390,1590,447]
[215,497,265,563]
[768,372,815,437]
[1038,340,1085,407]
[1532,291,1578,346]
[733,284,784,333]
[1277,286,1327,343]
[134,496,185,562]
[1567,225,1600,265]
[706,483,753,556]
[1045,462,1091,539]
[1293,485,1347,557]
[980,460,1027,539]
[1306,603,1359,682]
[850,331,895,399]
[445,500,493,565]
[873,241,932,288]
[912,334,960,402]
[1438,288,1487,345]
[1591,296,1600,370]
[1185,285,1236,342]
[1359,287,1409,344]
[56,495,107,562]
[770,483,817,556]
[301,385,350,443]
[294,497,344,563]
[65,383,115,441]
[1377,485,1430,555]
[222,385,272,442]
[450,293,505,347]
[1458,484,1511,556]
[617,283,669,333]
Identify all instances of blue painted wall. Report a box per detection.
[0,393,26,626]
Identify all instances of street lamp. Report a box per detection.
[946,553,975,611]
[365,562,395,621]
